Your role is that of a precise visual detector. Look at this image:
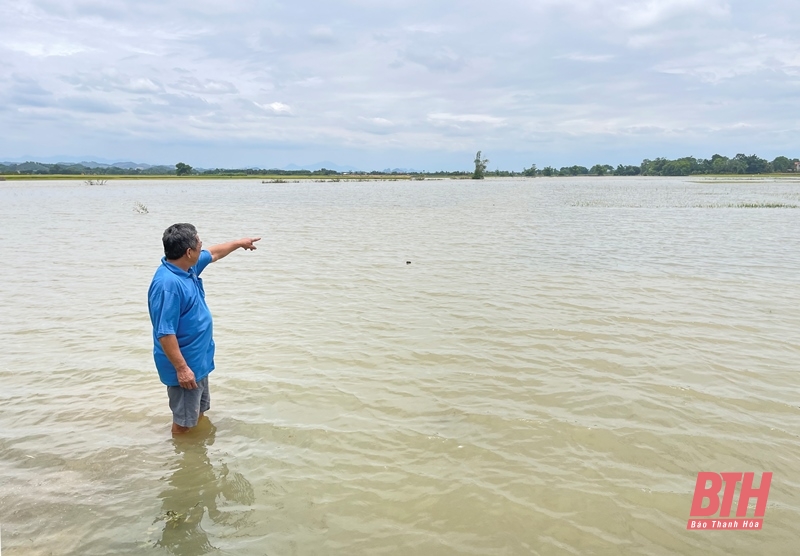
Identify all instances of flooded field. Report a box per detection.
[1,176,799,555]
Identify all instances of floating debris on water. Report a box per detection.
[154,503,199,528]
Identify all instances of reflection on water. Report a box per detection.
[156,419,254,555]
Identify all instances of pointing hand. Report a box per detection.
[240,237,261,251]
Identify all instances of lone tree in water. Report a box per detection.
[175,162,193,176]
[472,151,489,179]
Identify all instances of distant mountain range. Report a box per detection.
[282,162,418,173]
[1,157,422,174]
[1,155,166,166]
[0,158,161,170]
[1,157,364,172]
[84,161,156,170]
[382,168,419,174]
[282,161,360,172]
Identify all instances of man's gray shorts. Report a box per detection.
[167,377,210,428]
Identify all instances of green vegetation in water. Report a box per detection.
[691,203,799,208]
[472,151,489,179]
[731,203,798,208]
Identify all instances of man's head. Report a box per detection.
[163,223,200,260]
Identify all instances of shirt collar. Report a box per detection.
[161,257,196,278]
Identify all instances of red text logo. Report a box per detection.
[687,472,771,530]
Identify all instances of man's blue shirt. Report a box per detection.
[148,250,215,386]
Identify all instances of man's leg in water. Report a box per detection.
[168,377,210,434]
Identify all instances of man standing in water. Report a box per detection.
[148,223,260,434]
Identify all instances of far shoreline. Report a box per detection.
[0,173,421,182]
[1,173,799,182]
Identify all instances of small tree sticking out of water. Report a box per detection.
[133,201,149,214]
[176,162,193,176]
[473,151,488,179]
[523,164,537,177]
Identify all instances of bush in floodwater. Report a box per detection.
[733,203,797,208]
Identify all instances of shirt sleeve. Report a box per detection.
[194,249,213,276]
[151,290,181,339]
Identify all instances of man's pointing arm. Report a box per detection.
[208,237,261,263]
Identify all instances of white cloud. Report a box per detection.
[401,45,464,72]
[61,72,162,93]
[428,113,505,125]
[309,26,336,43]
[122,78,162,93]
[656,36,800,82]
[5,42,88,57]
[255,101,292,115]
[614,0,730,29]
[172,77,238,94]
[58,96,124,113]
[0,0,797,168]
[294,77,324,87]
[557,53,615,63]
[532,0,730,29]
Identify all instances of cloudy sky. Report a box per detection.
[1,0,798,170]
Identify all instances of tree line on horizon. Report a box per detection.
[1,153,798,178]
[518,154,799,178]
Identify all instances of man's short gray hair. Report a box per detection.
[162,223,198,260]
